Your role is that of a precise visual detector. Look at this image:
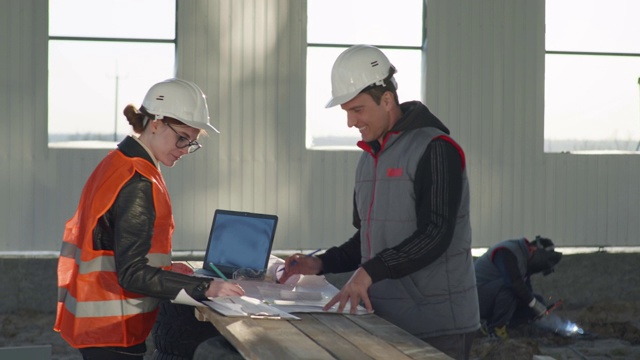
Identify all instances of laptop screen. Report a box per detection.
[203,210,278,274]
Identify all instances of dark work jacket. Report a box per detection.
[475,238,535,304]
[95,136,211,300]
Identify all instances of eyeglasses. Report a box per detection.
[163,121,202,153]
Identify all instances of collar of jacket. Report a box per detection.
[117,136,155,165]
[358,101,450,155]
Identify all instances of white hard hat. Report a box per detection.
[325,45,397,108]
[142,78,219,133]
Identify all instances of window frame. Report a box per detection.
[544,1,640,154]
[47,1,177,147]
[305,0,426,151]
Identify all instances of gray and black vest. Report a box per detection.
[475,238,529,288]
[355,127,480,338]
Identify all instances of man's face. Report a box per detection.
[340,92,392,143]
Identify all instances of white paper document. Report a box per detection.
[255,276,371,315]
[204,295,300,320]
[269,299,370,315]
[171,289,206,306]
[169,257,369,318]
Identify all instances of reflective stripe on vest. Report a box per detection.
[60,241,171,274]
[58,289,158,317]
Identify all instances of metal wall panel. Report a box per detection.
[0,0,47,251]
[1,0,639,252]
[426,0,640,247]
[168,0,361,251]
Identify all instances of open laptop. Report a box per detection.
[195,209,278,279]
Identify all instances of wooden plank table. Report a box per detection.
[196,305,451,360]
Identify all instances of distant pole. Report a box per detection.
[114,74,119,141]
[637,77,640,151]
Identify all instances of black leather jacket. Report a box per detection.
[93,136,210,300]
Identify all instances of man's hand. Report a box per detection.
[529,298,547,319]
[279,253,323,283]
[323,267,374,314]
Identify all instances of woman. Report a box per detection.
[54,78,245,359]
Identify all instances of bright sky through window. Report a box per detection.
[305,0,423,150]
[544,0,640,152]
[48,0,175,143]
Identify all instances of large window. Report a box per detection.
[48,0,176,145]
[306,0,424,150]
[545,0,640,153]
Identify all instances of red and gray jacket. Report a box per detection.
[320,101,480,338]
[475,238,536,304]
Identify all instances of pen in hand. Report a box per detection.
[208,262,229,281]
[278,249,322,272]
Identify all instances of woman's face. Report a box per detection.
[148,120,201,167]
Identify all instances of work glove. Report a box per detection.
[529,298,547,319]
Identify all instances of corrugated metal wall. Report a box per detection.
[427,0,640,247]
[1,0,639,253]
[1,0,49,251]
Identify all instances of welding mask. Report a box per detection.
[527,236,563,276]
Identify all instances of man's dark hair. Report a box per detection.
[360,67,399,106]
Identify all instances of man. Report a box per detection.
[280,45,479,360]
[475,236,563,339]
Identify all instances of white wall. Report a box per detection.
[1,0,638,253]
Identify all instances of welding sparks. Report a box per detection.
[561,320,584,336]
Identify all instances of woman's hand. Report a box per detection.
[205,280,245,298]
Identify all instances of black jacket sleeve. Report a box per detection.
[493,249,535,304]
[318,193,364,274]
[319,231,362,274]
[107,173,211,301]
[361,138,463,283]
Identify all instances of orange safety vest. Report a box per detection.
[54,150,175,348]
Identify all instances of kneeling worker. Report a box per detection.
[474,236,563,339]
